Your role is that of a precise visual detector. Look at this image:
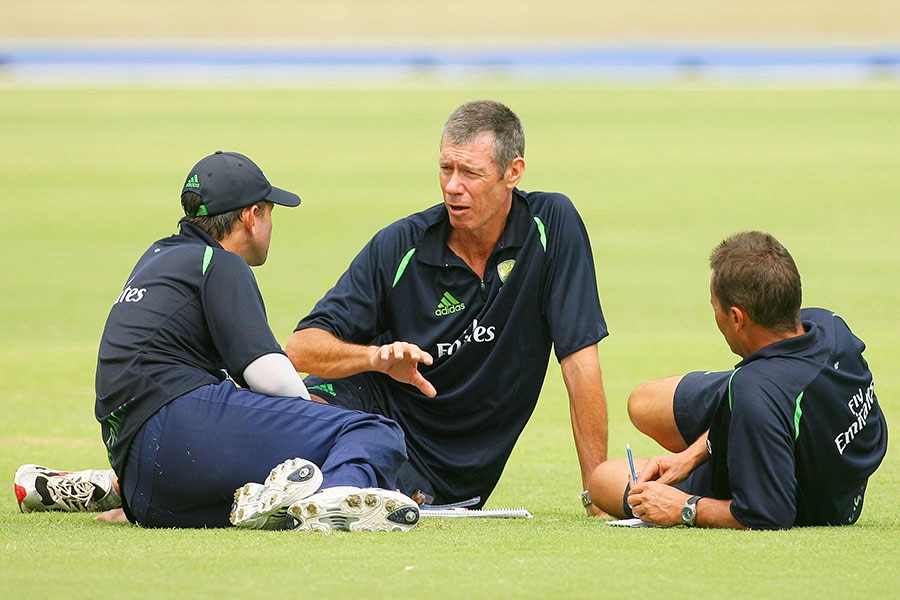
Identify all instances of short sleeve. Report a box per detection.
[541,195,608,360]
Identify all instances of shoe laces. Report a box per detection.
[45,476,97,511]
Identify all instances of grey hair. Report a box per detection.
[441,100,525,174]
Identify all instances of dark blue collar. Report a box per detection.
[176,221,224,249]
[417,189,532,267]
[737,319,818,367]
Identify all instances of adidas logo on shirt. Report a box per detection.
[435,291,466,317]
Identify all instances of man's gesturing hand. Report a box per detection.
[371,341,437,397]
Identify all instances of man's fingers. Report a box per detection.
[636,462,657,483]
[411,372,437,397]
[373,342,436,396]
[95,508,129,523]
[379,342,433,365]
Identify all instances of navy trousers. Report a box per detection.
[122,382,407,528]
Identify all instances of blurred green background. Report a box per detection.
[1,3,898,598]
[2,84,898,599]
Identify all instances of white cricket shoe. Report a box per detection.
[286,486,419,532]
[14,464,121,513]
[230,458,323,530]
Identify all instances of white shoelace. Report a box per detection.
[46,476,97,511]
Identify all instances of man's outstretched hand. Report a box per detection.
[372,341,436,397]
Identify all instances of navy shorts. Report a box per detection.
[620,370,735,516]
[122,381,407,528]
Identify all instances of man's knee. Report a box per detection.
[627,382,654,427]
[345,411,407,454]
[375,414,406,448]
[587,458,631,519]
[627,379,672,432]
[627,376,687,452]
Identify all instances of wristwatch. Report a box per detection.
[681,495,701,526]
[581,490,592,508]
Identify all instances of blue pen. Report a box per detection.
[626,444,638,486]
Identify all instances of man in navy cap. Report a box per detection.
[16,151,419,532]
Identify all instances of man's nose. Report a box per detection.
[443,170,464,194]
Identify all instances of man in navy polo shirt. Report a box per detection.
[288,100,610,511]
[587,231,887,529]
[15,151,419,532]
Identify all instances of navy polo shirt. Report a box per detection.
[95,222,284,474]
[298,189,608,502]
[706,308,887,529]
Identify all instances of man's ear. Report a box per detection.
[504,156,526,189]
[239,204,259,233]
[730,305,747,329]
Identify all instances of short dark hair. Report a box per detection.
[441,100,525,173]
[179,191,266,240]
[710,231,802,332]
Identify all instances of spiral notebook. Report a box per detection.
[420,507,533,518]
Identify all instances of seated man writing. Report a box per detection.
[588,230,887,529]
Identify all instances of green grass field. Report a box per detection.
[1,84,899,598]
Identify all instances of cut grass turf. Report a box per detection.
[1,84,898,598]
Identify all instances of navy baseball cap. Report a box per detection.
[181,151,301,217]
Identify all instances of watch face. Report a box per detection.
[681,504,696,525]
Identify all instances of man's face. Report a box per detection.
[439,133,519,236]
